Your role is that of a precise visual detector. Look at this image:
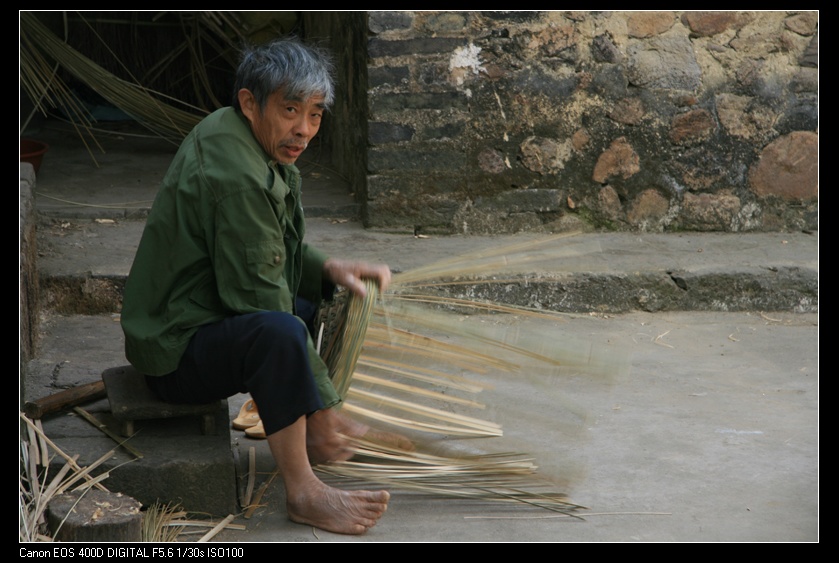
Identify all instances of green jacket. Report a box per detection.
[121,107,340,408]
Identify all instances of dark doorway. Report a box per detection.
[21,11,368,218]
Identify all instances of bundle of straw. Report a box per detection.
[318,280,379,401]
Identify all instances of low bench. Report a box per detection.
[102,365,223,437]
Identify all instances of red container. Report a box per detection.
[21,138,49,174]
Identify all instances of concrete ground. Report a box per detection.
[21,119,819,542]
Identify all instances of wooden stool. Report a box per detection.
[102,365,223,437]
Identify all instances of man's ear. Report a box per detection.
[238,88,258,122]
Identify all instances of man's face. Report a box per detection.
[239,88,325,165]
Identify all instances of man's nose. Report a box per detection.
[292,115,311,137]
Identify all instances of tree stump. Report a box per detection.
[46,490,143,542]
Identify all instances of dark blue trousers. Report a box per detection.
[146,302,324,435]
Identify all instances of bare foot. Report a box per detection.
[287,480,390,535]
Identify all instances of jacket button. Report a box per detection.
[273,255,282,264]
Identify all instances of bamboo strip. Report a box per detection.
[39,456,77,505]
[378,306,571,370]
[356,358,487,393]
[390,231,583,285]
[19,412,109,492]
[244,447,256,509]
[346,388,502,432]
[361,339,499,374]
[243,469,279,519]
[197,514,236,542]
[351,372,486,409]
[339,448,538,474]
[388,292,573,322]
[72,407,144,459]
[341,402,502,437]
[365,322,516,372]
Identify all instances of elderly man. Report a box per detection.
[121,38,392,535]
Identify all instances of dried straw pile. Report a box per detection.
[19,414,241,542]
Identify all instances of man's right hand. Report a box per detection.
[306,408,366,465]
[322,259,392,298]
[306,408,414,465]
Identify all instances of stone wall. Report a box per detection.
[364,11,818,234]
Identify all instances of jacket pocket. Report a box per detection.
[245,239,293,311]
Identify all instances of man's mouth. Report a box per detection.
[276,141,308,163]
[282,142,307,153]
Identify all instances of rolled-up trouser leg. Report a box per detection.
[145,311,324,435]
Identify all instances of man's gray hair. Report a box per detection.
[233,38,336,111]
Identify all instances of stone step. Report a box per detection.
[36,217,819,316]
